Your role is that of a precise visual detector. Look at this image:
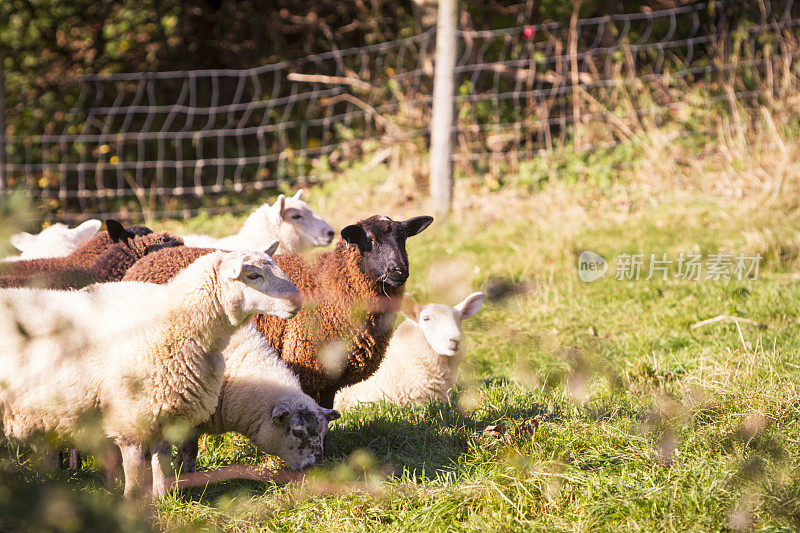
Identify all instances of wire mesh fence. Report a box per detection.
[2,0,799,220]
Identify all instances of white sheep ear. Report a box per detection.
[264,240,280,256]
[400,295,422,323]
[455,291,485,319]
[293,189,304,200]
[220,254,245,280]
[272,404,291,426]
[9,232,35,252]
[268,195,286,225]
[73,219,102,241]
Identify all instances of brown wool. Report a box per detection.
[0,231,182,290]
[124,240,404,407]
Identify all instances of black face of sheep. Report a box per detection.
[340,215,433,288]
[106,219,153,243]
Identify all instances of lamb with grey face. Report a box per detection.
[174,325,339,475]
[334,291,485,409]
[0,246,302,499]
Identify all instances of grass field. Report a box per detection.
[5,121,800,531]
[151,127,800,531]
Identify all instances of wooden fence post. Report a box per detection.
[430,0,458,213]
[0,58,6,195]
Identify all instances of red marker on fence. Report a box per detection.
[522,26,535,40]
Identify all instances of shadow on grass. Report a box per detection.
[326,391,646,482]
[2,389,651,508]
[167,390,651,505]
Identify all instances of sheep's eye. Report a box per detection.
[422,315,431,321]
[247,273,262,280]
[291,214,303,220]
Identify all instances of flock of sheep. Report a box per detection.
[0,190,485,498]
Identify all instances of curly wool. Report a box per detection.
[0,250,291,497]
[0,231,182,289]
[124,240,402,408]
[334,320,459,409]
[0,253,237,446]
[176,324,334,472]
[123,245,212,284]
[254,240,402,407]
[4,220,102,261]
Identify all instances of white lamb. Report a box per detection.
[0,243,302,498]
[182,190,334,253]
[334,292,485,410]
[172,324,340,475]
[3,220,102,261]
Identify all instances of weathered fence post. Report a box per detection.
[0,57,6,195]
[430,0,458,213]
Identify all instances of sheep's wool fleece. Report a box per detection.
[0,231,181,290]
[0,254,232,446]
[123,246,213,285]
[124,241,403,407]
[334,319,462,409]
[254,240,403,406]
[201,325,304,437]
[0,231,114,277]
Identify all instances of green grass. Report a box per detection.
[146,165,800,530]
[7,137,800,531]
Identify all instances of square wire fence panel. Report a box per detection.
[2,0,799,220]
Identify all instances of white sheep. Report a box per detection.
[334,292,485,409]
[3,220,102,261]
[172,324,340,475]
[182,190,334,253]
[0,243,302,498]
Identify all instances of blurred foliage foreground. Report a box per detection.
[3,89,800,530]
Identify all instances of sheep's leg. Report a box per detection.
[103,445,123,487]
[150,440,173,499]
[176,433,199,473]
[68,449,81,471]
[117,440,149,498]
[317,389,337,410]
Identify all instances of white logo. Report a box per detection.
[578,251,608,282]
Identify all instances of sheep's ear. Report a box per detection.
[220,254,245,280]
[9,232,35,252]
[293,189,304,200]
[271,404,291,426]
[455,291,485,319]
[340,224,367,249]
[402,216,434,237]
[268,195,286,225]
[264,240,280,256]
[320,407,340,422]
[106,220,133,243]
[73,219,102,241]
[400,295,422,323]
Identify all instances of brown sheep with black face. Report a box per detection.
[123,215,433,407]
[0,220,183,290]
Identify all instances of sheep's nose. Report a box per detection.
[285,291,303,311]
[326,230,335,239]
